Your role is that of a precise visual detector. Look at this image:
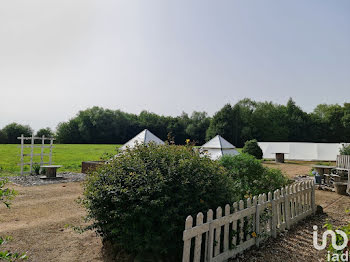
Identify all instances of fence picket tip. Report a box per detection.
[185,216,193,229]
[196,212,204,219]
[232,202,238,211]
[268,191,272,200]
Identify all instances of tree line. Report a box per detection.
[1,98,350,146]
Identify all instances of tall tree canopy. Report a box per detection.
[1,123,32,144]
[1,99,350,145]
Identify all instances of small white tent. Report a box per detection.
[200,135,239,160]
[121,129,164,150]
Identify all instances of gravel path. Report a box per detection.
[4,172,87,186]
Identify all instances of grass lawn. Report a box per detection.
[0,144,121,176]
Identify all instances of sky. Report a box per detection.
[0,0,349,131]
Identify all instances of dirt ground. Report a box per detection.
[1,162,349,262]
[263,160,321,179]
[0,182,104,262]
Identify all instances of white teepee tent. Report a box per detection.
[121,129,164,150]
[200,135,239,160]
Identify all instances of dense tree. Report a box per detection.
[56,119,81,144]
[1,123,33,144]
[251,102,289,142]
[166,113,189,144]
[285,98,313,142]
[206,104,242,146]
[2,100,350,145]
[185,111,210,145]
[235,98,257,144]
[137,111,169,141]
[56,107,140,144]
[312,104,345,142]
[36,127,54,138]
[0,130,6,144]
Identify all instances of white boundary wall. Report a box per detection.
[258,142,344,161]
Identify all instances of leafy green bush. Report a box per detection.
[242,139,263,159]
[219,153,289,200]
[83,143,235,260]
[340,144,350,155]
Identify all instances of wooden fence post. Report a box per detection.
[238,200,244,249]
[280,188,286,231]
[272,190,278,238]
[207,209,214,262]
[284,186,291,230]
[231,202,238,258]
[267,192,273,236]
[194,213,204,262]
[214,207,222,256]
[246,198,252,241]
[252,196,257,241]
[182,216,193,262]
[255,195,261,248]
[205,209,213,262]
[311,181,316,214]
[307,180,311,211]
[276,189,281,230]
[223,204,230,252]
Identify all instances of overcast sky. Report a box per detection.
[0,0,349,131]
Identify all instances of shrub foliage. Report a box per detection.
[219,153,289,200]
[83,143,235,260]
[340,144,350,155]
[242,139,263,159]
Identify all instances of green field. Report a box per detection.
[0,144,121,176]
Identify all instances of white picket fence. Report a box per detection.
[182,180,316,262]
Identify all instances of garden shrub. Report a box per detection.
[340,144,350,155]
[83,143,235,260]
[242,139,263,159]
[219,153,289,200]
